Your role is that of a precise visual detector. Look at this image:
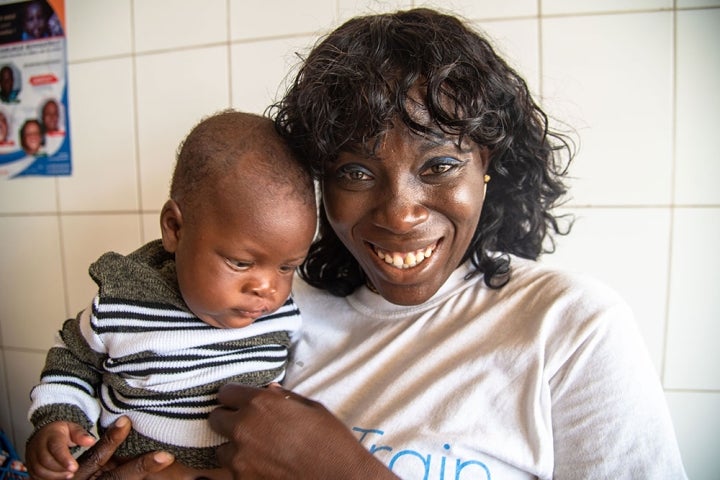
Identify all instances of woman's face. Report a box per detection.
[323,117,489,306]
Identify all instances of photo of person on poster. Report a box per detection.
[0,64,20,103]
[21,0,50,40]
[40,98,61,134]
[19,118,44,156]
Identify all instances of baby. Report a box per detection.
[26,110,317,478]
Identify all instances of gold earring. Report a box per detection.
[484,174,491,183]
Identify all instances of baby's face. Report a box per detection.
[25,4,46,38]
[170,187,316,329]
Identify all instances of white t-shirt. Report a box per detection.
[285,257,686,479]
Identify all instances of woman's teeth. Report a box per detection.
[374,245,435,269]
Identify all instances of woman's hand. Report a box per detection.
[208,383,398,479]
[72,416,174,480]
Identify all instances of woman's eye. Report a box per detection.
[329,163,375,191]
[428,164,453,174]
[335,164,373,182]
[420,157,465,178]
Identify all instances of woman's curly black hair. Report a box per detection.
[271,8,574,296]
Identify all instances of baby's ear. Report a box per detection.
[160,199,183,253]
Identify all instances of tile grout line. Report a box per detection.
[130,0,144,242]
[660,0,679,389]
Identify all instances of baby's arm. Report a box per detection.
[26,420,97,480]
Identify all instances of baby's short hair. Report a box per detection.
[170,109,314,214]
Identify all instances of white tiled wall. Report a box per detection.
[0,1,717,478]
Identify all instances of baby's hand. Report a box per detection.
[26,421,97,480]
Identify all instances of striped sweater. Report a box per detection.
[28,240,300,469]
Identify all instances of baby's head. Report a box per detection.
[161,110,316,329]
[23,1,48,39]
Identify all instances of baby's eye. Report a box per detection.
[225,258,252,271]
[278,264,297,275]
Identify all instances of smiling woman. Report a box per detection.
[278,16,572,303]
[264,7,685,478]
[323,118,489,306]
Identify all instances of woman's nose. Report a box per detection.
[372,183,429,234]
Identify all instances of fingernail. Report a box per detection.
[153,451,174,464]
[115,416,129,428]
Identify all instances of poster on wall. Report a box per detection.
[0,0,69,179]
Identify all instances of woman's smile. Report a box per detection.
[370,241,437,269]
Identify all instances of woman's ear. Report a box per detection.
[160,199,183,253]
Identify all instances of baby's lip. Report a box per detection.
[234,307,269,320]
[371,242,438,269]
